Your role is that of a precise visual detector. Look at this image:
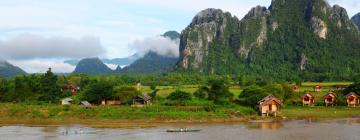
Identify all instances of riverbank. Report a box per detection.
[1,103,360,128]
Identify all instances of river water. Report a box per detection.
[0,119,360,140]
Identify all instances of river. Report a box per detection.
[0,118,359,140]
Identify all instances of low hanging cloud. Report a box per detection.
[9,59,75,73]
[0,33,106,60]
[129,36,179,58]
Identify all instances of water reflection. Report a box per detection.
[246,121,284,130]
[0,119,359,140]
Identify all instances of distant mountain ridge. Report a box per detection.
[64,53,140,67]
[352,13,360,30]
[0,61,26,77]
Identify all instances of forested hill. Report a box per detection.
[352,13,360,30]
[0,61,26,77]
[72,58,114,75]
[178,0,360,81]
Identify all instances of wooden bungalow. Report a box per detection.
[101,99,121,105]
[314,85,322,92]
[61,97,73,105]
[62,84,80,95]
[346,92,360,107]
[132,93,152,107]
[301,93,315,106]
[257,95,282,117]
[324,92,336,106]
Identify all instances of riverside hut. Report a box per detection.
[132,93,152,107]
[101,99,121,105]
[257,95,282,117]
[61,97,73,105]
[346,92,360,107]
[314,85,322,92]
[301,93,315,106]
[324,92,336,106]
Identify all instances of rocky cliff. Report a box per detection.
[178,0,360,81]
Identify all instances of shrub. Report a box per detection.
[113,86,141,105]
[193,86,209,99]
[166,90,192,106]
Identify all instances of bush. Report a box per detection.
[207,79,233,104]
[113,86,141,105]
[193,86,209,99]
[166,90,192,106]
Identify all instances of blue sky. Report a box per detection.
[0,0,358,73]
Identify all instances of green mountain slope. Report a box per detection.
[178,0,360,81]
[0,61,26,77]
[73,58,114,75]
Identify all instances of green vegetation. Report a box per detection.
[0,103,255,121]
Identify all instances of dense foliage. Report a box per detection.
[239,83,296,106]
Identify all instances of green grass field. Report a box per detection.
[139,82,352,100]
[282,106,360,118]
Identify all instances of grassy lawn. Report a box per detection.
[282,106,360,118]
[301,82,353,87]
[0,103,256,121]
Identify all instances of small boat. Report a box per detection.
[166,128,201,132]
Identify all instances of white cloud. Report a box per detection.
[8,59,75,73]
[0,33,106,60]
[104,63,118,70]
[129,36,179,58]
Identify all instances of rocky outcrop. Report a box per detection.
[177,0,360,78]
[179,8,238,70]
[310,17,328,39]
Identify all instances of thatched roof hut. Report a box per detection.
[324,92,336,106]
[346,92,360,107]
[257,95,282,117]
[301,93,315,106]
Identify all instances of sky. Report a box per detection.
[0,0,358,73]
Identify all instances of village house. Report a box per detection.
[301,93,315,106]
[314,85,322,92]
[324,92,336,106]
[80,101,92,108]
[346,92,360,107]
[132,93,152,107]
[257,95,282,117]
[102,99,121,105]
[61,97,73,105]
[62,84,80,95]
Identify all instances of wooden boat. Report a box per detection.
[166,129,200,132]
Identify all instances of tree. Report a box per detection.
[207,79,233,104]
[149,84,158,98]
[167,90,192,105]
[39,68,61,103]
[194,86,209,99]
[82,80,113,104]
[113,86,141,105]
